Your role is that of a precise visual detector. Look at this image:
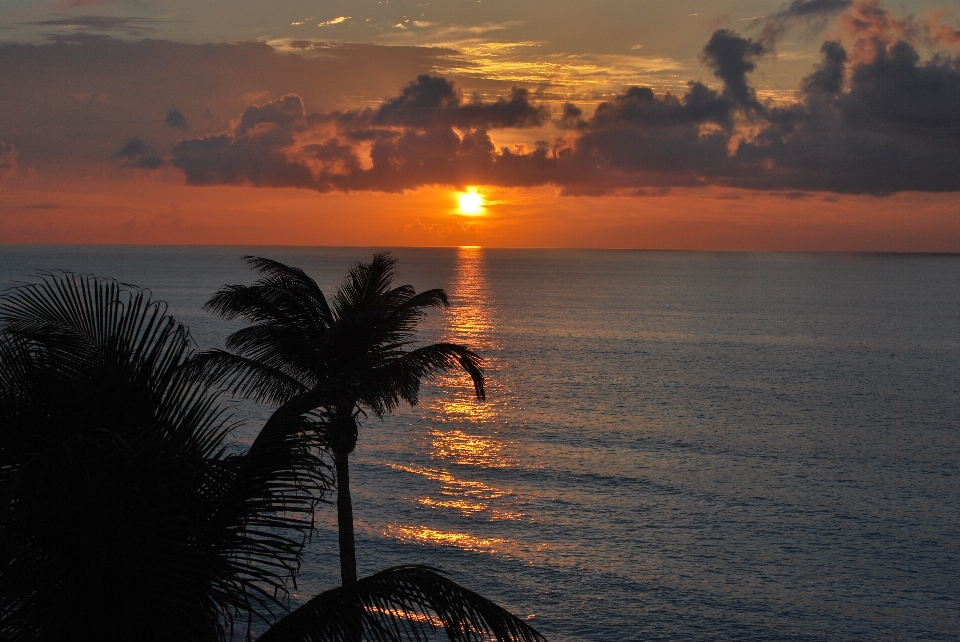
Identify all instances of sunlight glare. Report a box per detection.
[458,190,484,215]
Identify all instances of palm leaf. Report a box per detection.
[359,344,485,416]
[332,253,398,314]
[242,256,335,328]
[258,565,546,642]
[187,349,312,407]
[0,273,334,641]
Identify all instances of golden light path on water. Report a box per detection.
[379,247,536,556]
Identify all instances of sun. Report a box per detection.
[458,190,484,215]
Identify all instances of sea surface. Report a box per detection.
[1,246,958,641]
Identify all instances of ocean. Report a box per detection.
[1,246,958,641]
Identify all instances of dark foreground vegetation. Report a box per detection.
[0,255,545,642]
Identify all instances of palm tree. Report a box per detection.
[0,272,330,641]
[0,272,541,642]
[193,254,485,587]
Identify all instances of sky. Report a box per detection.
[1,0,959,249]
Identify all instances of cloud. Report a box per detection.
[760,0,853,45]
[172,95,317,188]
[115,138,164,169]
[63,0,117,6]
[23,15,164,37]
[401,218,480,245]
[164,3,960,197]
[171,76,550,192]
[318,17,351,27]
[166,106,189,129]
[0,37,461,175]
[838,0,960,58]
[391,20,525,41]
[369,75,549,129]
[7,2,960,197]
[777,0,853,20]
[700,30,767,108]
[577,20,960,194]
[0,141,17,180]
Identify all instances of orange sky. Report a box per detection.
[1,0,960,250]
[4,177,959,251]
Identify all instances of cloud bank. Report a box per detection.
[163,2,960,196]
[3,1,958,197]
[0,37,462,174]
[21,15,165,37]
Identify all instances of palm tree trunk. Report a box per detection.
[334,449,358,586]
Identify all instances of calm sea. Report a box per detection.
[1,246,958,641]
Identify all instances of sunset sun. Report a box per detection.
[458,190,484,215]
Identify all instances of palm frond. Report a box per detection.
[332,253,398,315]
[223,325,324,385]
[257,565,546,642]
[206,284,329,341]
[242,256,334,326]
[364,288,451,350]
[0,273,334,641]
[360,344,485,416]
[186,349,312,407]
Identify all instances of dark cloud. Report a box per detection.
[164,10,960,197]
[166,106,189,129]
[802,40,848,96]
[759,37,960,192]
[172,95,316,188]
[580,29,960,194]
[337,75,549,129]
[23,15,164,37]
[172,77,552,192]
[380,76,547,128]
[115,138,164,169]
[701,30,767,109]
[8,3,960,198]
[0,37,460,176]
[64,0,119,6]
[0,141,17,179]
[779,0,853,20]
[557,102,586,130]
[760,0,853,45]
[590,85,732,130]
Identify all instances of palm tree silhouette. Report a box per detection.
[193,254,485,586]
[0,272,541,642]
[0,272,330,640]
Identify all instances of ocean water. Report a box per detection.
[1,246,958,641]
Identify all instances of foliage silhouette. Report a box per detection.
[193,254,485,586]
[0,273,331,641]
[0,272,542,642]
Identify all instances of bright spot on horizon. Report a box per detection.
[459,190,484,215]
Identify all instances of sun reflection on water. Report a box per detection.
[383,461,527,522]
[417,497,487,515]
[383,524,507,555]
[367,606,444,628]
[444,247,495,344]
[427,246,505,448]
[384,463,512,500]
[429,428,506,468]
[381,248,538,557]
